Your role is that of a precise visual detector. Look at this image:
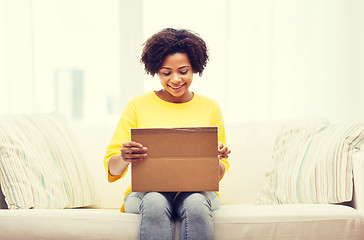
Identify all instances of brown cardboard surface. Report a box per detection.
[131,127,219,192]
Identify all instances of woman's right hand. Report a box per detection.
[121,141,148,164]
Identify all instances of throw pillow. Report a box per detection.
[257,122,364,205]
[0,112,99,209]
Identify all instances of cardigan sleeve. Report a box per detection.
[213,102,230,179]
[104,100,137,182]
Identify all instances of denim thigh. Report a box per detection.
[124,192,178,214]
[124,191,220,214]
[124,192,146,214]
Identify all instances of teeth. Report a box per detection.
[170,85,183,89]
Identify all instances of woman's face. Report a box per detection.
[157,53,194,103]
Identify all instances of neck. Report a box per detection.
[156,90,193,103]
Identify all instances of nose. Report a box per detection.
[170,73,181,84]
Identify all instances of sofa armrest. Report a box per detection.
[353,151,364,215]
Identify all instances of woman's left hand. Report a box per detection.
[218,141,231,160]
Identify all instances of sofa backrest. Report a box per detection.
[73,121,278,208]
[219,121,282,205]
[220,118,334,205]
[2,116,360,209]
[0,113,99,209]
[72,117,330,208]
[72,122,125,209]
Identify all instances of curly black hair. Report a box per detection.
[141,28,209,76]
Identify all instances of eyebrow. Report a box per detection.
[160,66,190,70]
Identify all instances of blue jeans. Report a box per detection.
[124,191,220,240]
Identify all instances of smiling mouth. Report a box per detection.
[168,84,185,90]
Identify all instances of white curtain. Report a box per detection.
[1,0,363,123]
[142,0,364,123]
[224,0,364,123]
[0,0,123,124]
[0,0,35,114]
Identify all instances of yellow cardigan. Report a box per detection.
[104,91,229,212]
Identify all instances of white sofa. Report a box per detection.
[0,116,363,239]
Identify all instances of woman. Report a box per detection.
[104,28,231,240]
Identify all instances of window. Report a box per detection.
[0,0,122,124]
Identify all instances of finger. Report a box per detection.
[121,147,147,154]
[218,145,228,153]
[122,151,146,159]
[223,149,231,156]
[123,157,145,163]
[219,154,229,160]
[122,153,147,162]
[220,148,231,154]
[122,152,147,158]
[219,149,231,159]
[122,141,143,148]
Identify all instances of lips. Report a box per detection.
[168,83,186,91]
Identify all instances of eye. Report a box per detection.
[161,72,171,76]
[180,70,188,75]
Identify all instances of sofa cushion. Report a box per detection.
[257,122,364,205]
[0,209,139,240]
[0,204,362,240]
[0,113,99,209]
[213,204,364,240]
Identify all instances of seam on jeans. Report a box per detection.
[183,201,189,240]
[203,192,213,209]
[165,192,175,238]
[211,192,218,200]
[124,193,144,204]
[139,198,144,240]
[206,193,212,208]
[169,214,174,239]
[212,194,220,211]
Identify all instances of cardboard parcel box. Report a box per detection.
[131,127,219,192]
